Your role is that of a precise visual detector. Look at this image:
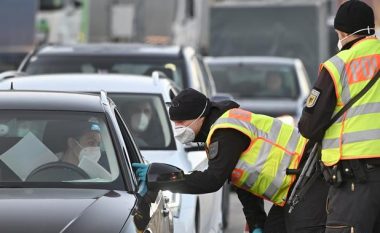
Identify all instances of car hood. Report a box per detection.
[0,188,135,233]
[237,98,300,117]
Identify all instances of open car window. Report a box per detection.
[0,110,123,188]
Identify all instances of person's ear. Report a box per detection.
[336,30,348,40]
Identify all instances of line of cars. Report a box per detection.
[0,42,312,232]
[0,43,226,233]
[0,73,224,233]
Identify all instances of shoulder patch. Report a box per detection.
[306,89,321,108]
[207,141,219,160]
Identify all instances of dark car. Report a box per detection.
[18,43,217,97]
[0,91,173,233]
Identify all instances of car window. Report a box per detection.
[114,108,145,163]
[189,55,206,94]
[25,55,186,88]
[208,63,300,99]
[0,110,123,188]
[197,56,215,96]
[109,93,176,151]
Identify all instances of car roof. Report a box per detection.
[204,56,297,66]
[0,91,105,112]
[36,43,183,58]
[0,74,173,101]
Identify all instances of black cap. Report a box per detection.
[169,88,210,121]
[334,0,375,35]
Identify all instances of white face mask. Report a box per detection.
[131,112,150,132]
[79,146,101,162]
[337,26,375,50]
[174,124,196,144]
[174,101,208,144]
[75,140,101,162]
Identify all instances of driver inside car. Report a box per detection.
[58,120,102,166]
[52,118,113,180]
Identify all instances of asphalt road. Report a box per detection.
[225,192,272,233]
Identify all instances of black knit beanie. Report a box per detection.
[334,0,375,35]
[169,88,210,121]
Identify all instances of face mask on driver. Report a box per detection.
[131,112,150,132]
[79,147,101,162]
[75,140,101,162]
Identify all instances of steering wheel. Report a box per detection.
[26,162,90,182]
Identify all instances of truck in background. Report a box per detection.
[36,0,83,44]
[209,0,330,83]
[0,0,38,72]
[37,0,210,53]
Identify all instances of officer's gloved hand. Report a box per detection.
[252,228,263,233]
[132,163,149,196]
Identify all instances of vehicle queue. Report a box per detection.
[0,1,379,233]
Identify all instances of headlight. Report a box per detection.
[162,191,181,218]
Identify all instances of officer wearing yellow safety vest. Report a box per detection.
[298,1,380,232]
[132,88,329,233]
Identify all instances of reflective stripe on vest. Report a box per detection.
[206,108,307,206]
[321,38,380,166]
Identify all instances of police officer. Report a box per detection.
[298,1,380,232]
[134,88,310,233]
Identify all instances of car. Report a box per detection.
[0,73,224,233]
[17,43,217,97]
[205,56,311,122]
[0,90,173,233]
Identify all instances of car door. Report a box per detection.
[113,108,173,233]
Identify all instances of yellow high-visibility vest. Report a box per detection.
[321,38,380,166]
[206,108,307,206]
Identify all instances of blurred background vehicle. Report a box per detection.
[0,73,224,233]
[0,0,38,72]
[18,43,217,98]
[209,0,330,83]
[35,0,210,52]
[205,56,311,123]
[2,0,380,80]
[0,91,173,233]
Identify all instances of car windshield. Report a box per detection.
[207,63,300,99]
[109,93,176,151]
[0,110,123,188]
[25,55,186,88]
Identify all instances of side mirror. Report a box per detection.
[210,93,235,102]
[147,163,185,189]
